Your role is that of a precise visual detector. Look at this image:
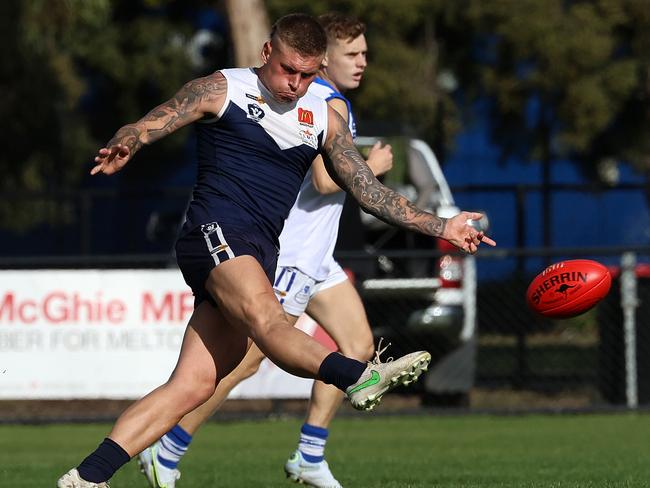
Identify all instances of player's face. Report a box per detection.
[323,34,367,92]
[258,38,323,103]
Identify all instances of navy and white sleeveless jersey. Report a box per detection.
[183,68,329,245]
[277,78,356,280]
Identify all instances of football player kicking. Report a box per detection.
[58,12,493,488]
[138,13,392,488]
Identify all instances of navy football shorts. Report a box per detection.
[175,221,279,308]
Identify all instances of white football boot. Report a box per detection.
[56,468,110,488]
[137,442,181,488]
[284,450,342,488]
[346,340,431,411]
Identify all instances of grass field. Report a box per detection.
[1,413,649,487]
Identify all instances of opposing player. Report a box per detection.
[57,13,494,488]
[138,13,391,488]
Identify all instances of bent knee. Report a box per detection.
[244,306,289,341]
[169,375,216,410]
[187,382,216,410]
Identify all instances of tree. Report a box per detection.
[225,0,270,67]
[462,0,648,244]
[0,0,195,230]
[465,0,639,158]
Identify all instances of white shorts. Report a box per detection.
[272,262,348,317]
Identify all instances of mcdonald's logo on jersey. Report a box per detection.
[298,108,314,126]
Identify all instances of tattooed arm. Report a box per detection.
[321,106,495,253]
[311,98,393,195]
[90,72,228,175]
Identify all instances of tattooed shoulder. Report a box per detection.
[184,72,227,97]
[323,106,355,154]
[171,72,227,117]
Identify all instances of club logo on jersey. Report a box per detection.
[299,128,318,149]
[245,93,265,104]
[298,108,314,126]
[200,222,220,235]
[247,104,265,122]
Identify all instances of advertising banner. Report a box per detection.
[0,270,329,399]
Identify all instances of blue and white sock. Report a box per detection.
[157,425,193,470]
[298,423,328,463]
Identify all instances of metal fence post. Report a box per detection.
[620,252,639,408]
[461,255,476,341]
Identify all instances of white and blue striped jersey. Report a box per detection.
[183,68,329,246]
[277,77,357,281]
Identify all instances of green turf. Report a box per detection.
[1,413,649,487]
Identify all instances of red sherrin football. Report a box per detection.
[526,259,612,318]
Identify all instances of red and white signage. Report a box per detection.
[0,270,327,399]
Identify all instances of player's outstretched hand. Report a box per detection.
[90,144,131,175]
[442,211,496,254]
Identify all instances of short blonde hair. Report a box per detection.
[318,12,366,43]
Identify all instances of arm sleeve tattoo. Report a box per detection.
[106,73,227,154]
[322,111,447,238]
